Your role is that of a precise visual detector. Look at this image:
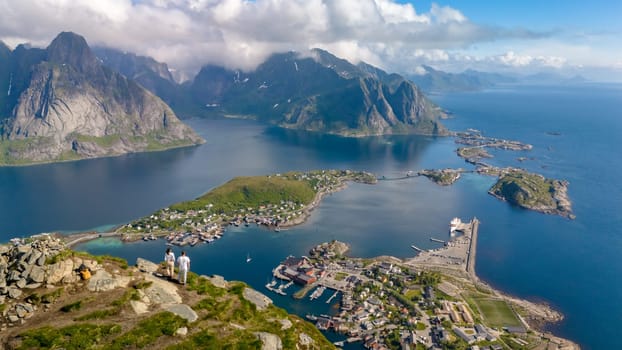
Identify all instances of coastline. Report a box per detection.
[404,218,579,349]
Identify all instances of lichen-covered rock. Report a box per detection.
[164,304,198,322]
[254,332,283,350]
[243,287,273,310]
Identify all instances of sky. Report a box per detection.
[0,0,620,81]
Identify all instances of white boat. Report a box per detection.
[246,253,252,263]
[450,217,462,236]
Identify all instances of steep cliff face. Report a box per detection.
[189,49,446,136]
[92,47,182,107]
[0,32,203,165]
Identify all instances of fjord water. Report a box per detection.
[1,84,620,349]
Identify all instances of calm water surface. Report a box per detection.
[2,83,621,349]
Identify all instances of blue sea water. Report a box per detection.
[1,83,621,349]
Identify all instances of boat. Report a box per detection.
[450,217,462,236]
[246,253,252,263]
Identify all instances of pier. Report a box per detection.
[310,285,326,300]
[466,218,479,276]
[326,290,339,304]
[411,245,423,252]
[430,237,445,244]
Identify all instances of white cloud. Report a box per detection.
[1,0,617,80]
[0,0,548,74]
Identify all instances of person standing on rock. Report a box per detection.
[164,248,175,279]
[177,250,191,285]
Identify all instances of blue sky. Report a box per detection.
[0,0,620,80]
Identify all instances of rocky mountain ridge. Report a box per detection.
[189,49,447,136]
[0,32,203,165]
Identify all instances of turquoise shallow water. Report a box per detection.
[2,83,621,349]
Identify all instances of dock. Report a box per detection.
[326,290,339,304]
[411,245,423,252]
[310,286,326,300]
[265,281,287,296]
[430,237,445,244]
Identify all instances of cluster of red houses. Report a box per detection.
[277,256,327,285]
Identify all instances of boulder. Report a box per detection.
[175,327,188,337]
[87,270,123,292]
[7,270,21,282]
[27,251,42,265]
[142,274,182,305]
[278,318,292,330]
[298,333,314,346]
[254,332,283,350]
[24,283,42,289]
[164,304,198,322]
[207,275,227,289]
[136,258,159,273]
[15,279,27,289]
[8,287,22,299]
[29,266,46,283]
[130,300,149,315]
[36,254,47,266]
[242,287,272,310]
[47,260,75,284]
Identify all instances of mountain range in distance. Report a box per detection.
[0,32,203,165]
[408,65,588,93]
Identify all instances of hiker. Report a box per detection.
[177,250,191,285]
[164,248,175,279]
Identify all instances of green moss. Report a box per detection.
[16,323,121,350]
[108,312,187,349]
[60,301,82,313]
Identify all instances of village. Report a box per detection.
[265,219,575,350]
[115,170,377,246]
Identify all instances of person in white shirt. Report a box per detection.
[176,250,191,285]
[164,248,175,279]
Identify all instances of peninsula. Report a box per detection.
[117,170,377,244]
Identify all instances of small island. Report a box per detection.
[418,168,465,186]
[454,131,532,165]
[117,170,377,244]
[488,169,574,219]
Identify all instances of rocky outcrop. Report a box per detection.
[0,32,203,165]
[242,287,273,310]
[255,332,283,350]
[0,235,100,328]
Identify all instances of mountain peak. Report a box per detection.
[46,31,98,72]
[0,41,10,55]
